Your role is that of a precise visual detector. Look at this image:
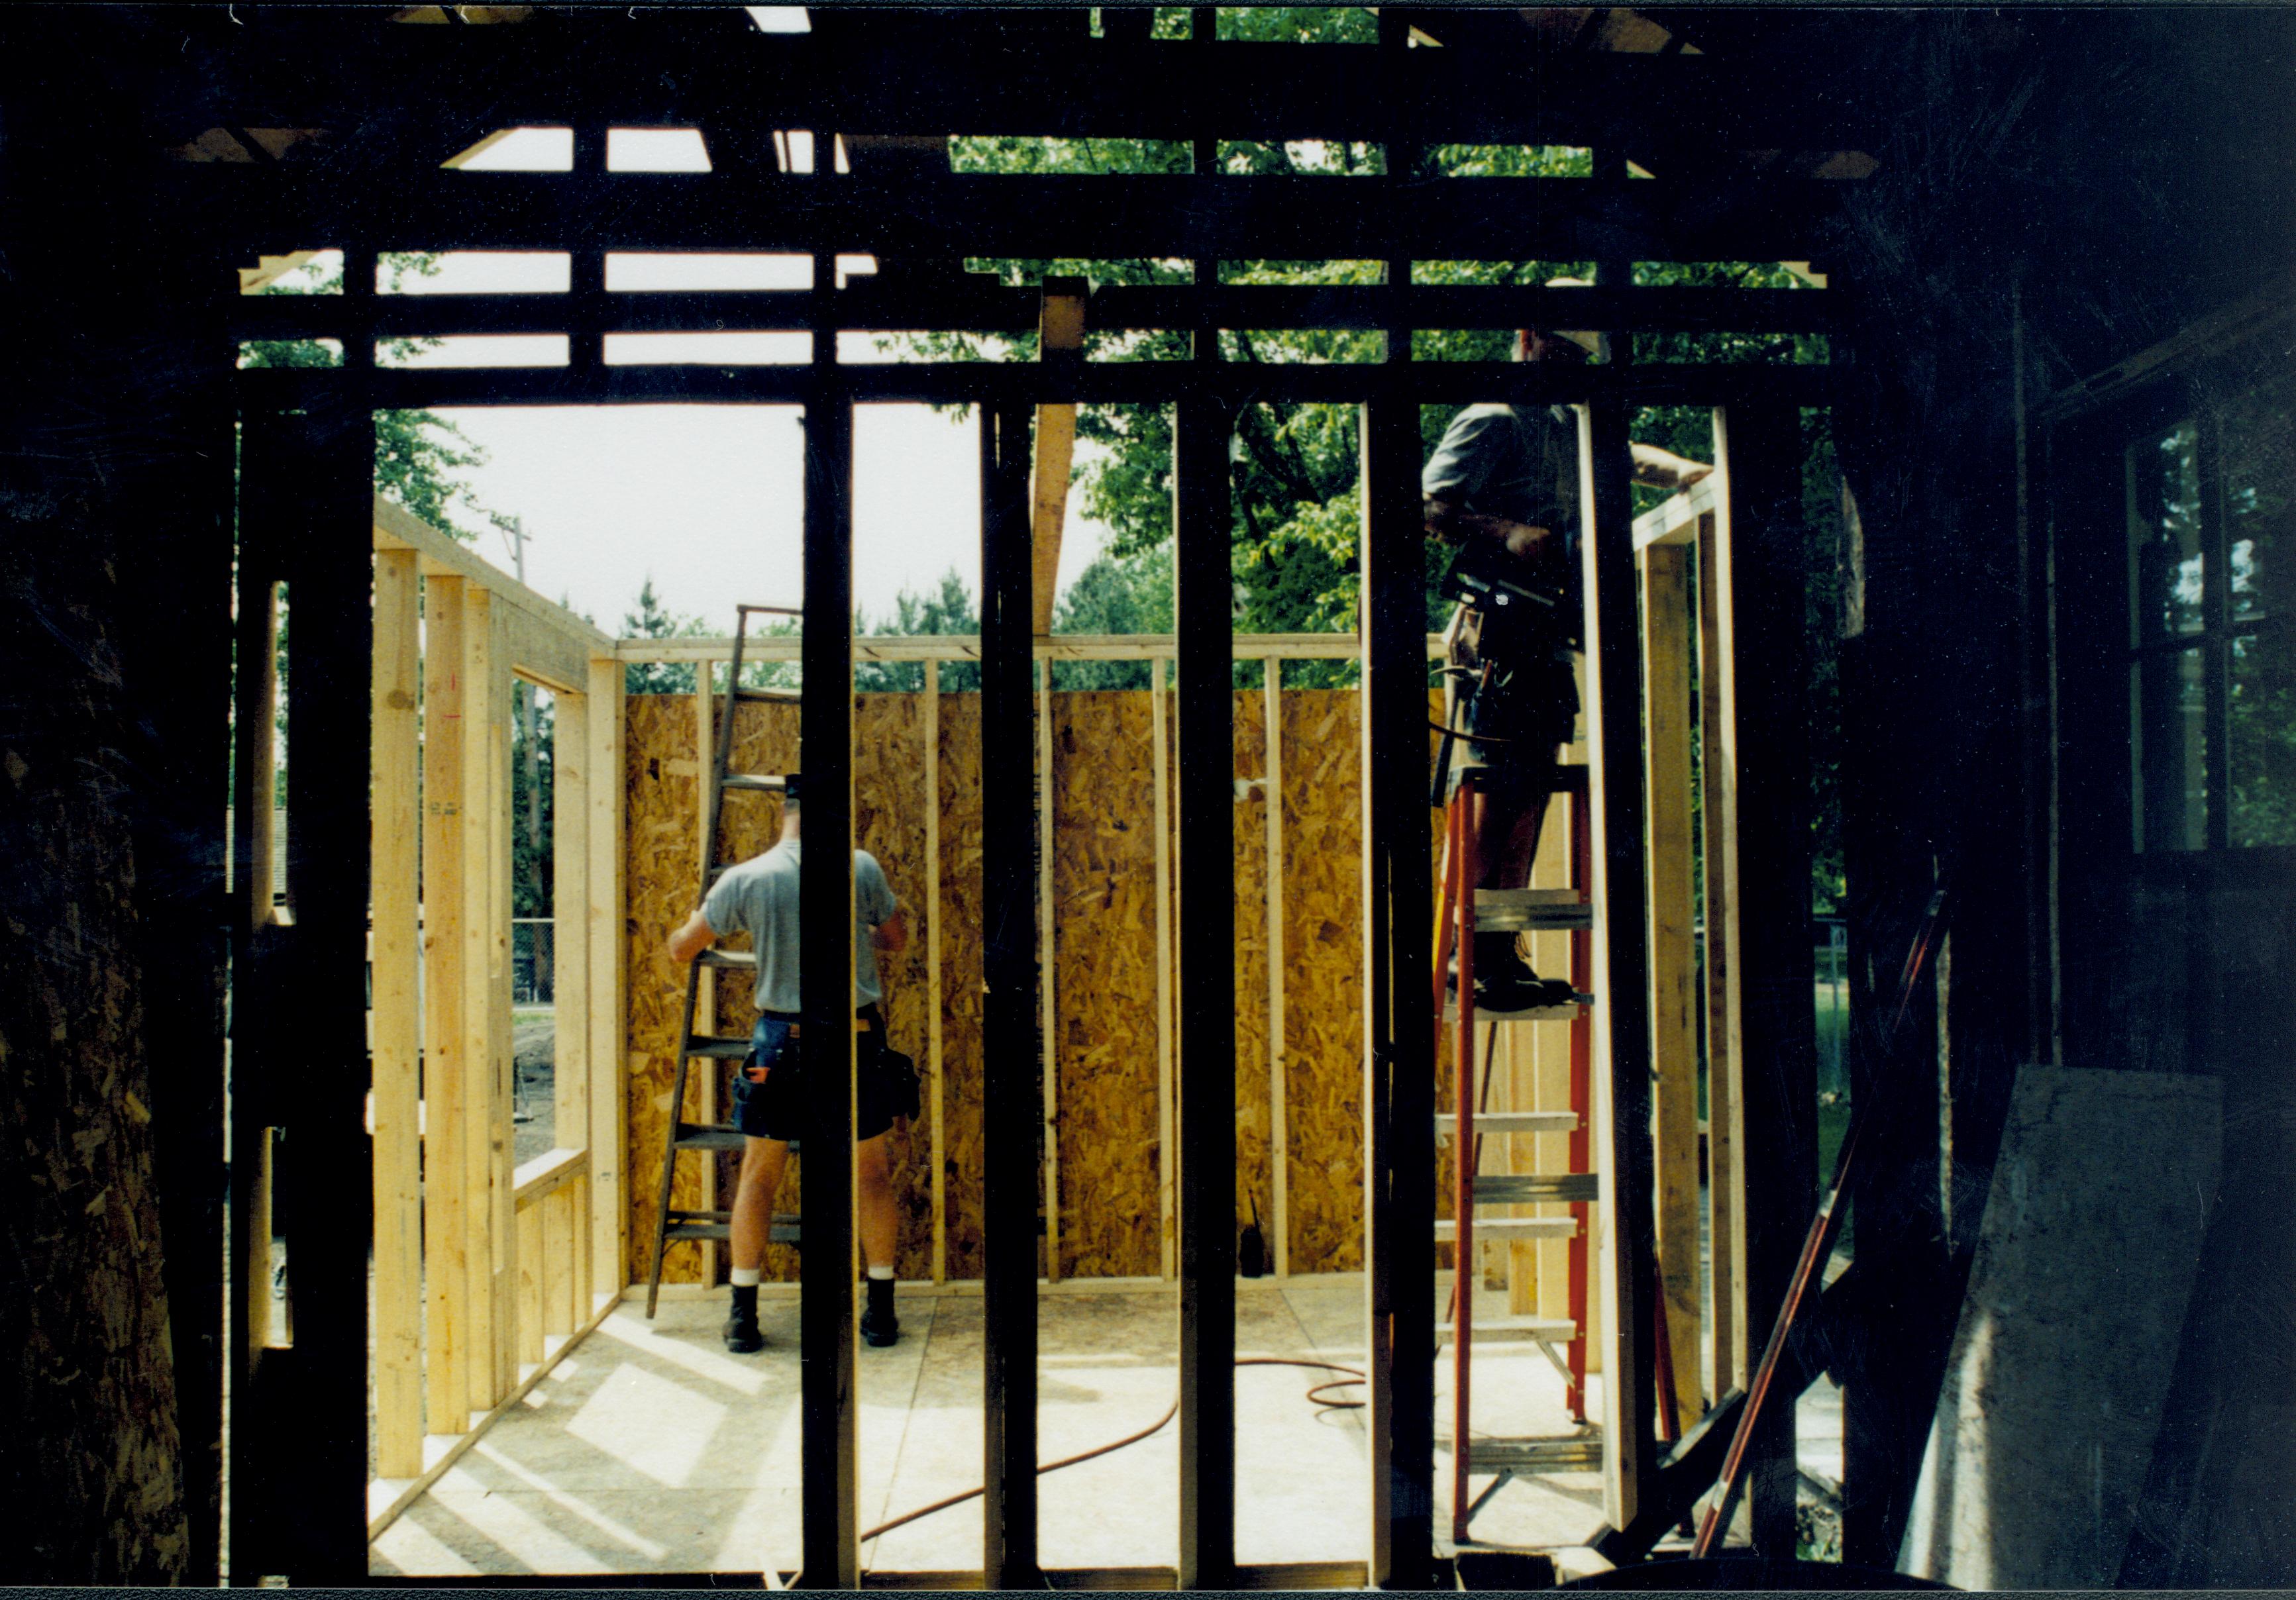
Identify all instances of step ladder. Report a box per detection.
[645,603,806,1319]
[1431,764,1598,1544]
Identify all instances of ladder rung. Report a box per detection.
[684,1035,753,1060]
[1456,1436,1604,1473]
[1471,888,1593,932]
[1435,1110,1579,1136]
[1445,1314,1581,1341]
[673,1122,747,1151]
[1435,1215,1577,1240]
[722,773,788,793]
[664,1217,802,1244]
[1442,996,1590,1023]
[1473,1172,1600,1205]
[699,948,757,970]
[731,686,802,704]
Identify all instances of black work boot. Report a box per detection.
[860,1277,900,1348]
[1469,932,1576,1013]
[723,1285,766,1354]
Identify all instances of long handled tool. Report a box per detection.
[1691,882,1952,1556]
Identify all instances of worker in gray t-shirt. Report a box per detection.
[1423,308,1710,1012]
[668,773,912,1353]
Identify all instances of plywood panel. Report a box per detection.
[1279,689,1367,1274]
[621,686,1435,1281]
[623,693,705,1285]
[937,693,989,1277]
[1049,692,1163,1278]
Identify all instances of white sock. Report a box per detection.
[866,1264,894,1281]
[731,1267,762,1288]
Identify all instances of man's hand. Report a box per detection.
[872,906,909,956]
[666,907,715,964]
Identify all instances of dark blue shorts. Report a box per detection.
[1447,651,1577,811]
[728,1010,907,1143]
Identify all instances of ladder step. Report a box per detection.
[1436,1110,1579,1136]
[685,1035,753,1060]
[1435,1215,1577,1240]
[1455,1435,1605,1473]
[722,772,788,793]
[1442,995,1590,1023]
[664,1212,802,1245]
[1445,1314,1581,1341]
[698,948,757,970]
[673,1121,747,1151]
[731,686,802,704]
[1473,1172,1601,1205]
[1471,888,1593,932]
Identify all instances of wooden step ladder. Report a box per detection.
[1432,764,1599,1544]
[644,602,805,1319]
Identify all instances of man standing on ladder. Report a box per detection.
[667,773,913,1353]
[1423,299,1710,1009]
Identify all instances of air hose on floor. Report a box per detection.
[859,1357,1367,1543]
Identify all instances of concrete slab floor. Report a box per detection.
[369,1274,1617,1578]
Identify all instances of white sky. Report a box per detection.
[439,403,1112,632]
[360,240,1115,632]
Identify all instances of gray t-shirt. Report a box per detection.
[1422,402,1583,574]
[702,839,900,1013]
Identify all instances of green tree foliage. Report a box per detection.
[1052,545,1173,689]
[239,252,519,546]
[623,577,715,695]
[511,688,554,918]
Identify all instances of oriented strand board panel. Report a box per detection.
[623,685,1438,1281]
[623,693,707,1285]
[1900,1065,2221,1588]
[1049,692,1164,1277]
[1280,689,1367,1272]
[935,693,990,1277]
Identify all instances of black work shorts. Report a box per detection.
[729,1007,909,1143]
[1447,650,1578,812]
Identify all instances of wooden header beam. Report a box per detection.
[615,630,1451,665]
[182,171,1849,260]
[234,285,1838,342]
[161,26,1900,151]
[372,494,615,656]
[251,360,1836,411]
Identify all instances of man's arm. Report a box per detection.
[872,904,908,955]
[666,907,716,964]
[1424,496,1566,571]
[1630,442,1712,490]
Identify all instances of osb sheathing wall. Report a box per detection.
[627,687,1454,1284]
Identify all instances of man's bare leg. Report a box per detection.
[723,1136,789,1352]
[855,1132,898,1272]
[1464,742,1572,1005]
[857,1130,902,1344]
[731,1135,792,1272]
[1469,784,1552,892]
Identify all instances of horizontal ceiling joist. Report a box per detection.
[233,358,1836,411]
[229,283,1838,340]
[183,172,1848,260]
[168,29,1894,152]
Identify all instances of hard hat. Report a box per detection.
[1541,276,1602,358]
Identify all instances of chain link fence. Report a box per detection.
[513,918,556,1006]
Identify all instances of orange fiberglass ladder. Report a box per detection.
[1432,765,1602,1545]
